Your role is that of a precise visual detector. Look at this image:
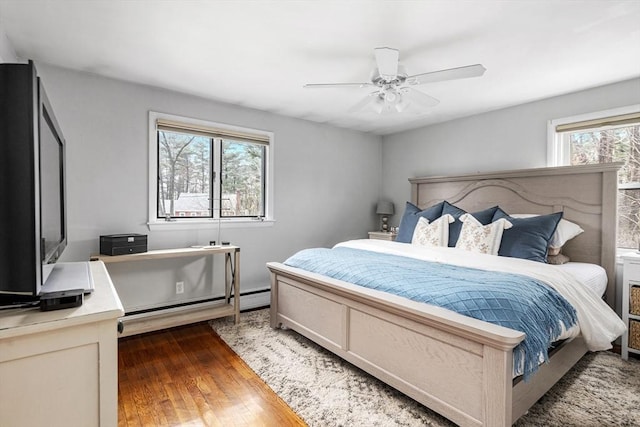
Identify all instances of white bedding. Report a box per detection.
[557,262,608,298]
[335,239,626,352]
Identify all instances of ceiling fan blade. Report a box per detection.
[407,64,486,85]
[348,93,379,113]
[303,82,373,89]
[374,47,399,81]
[400,87,440,108]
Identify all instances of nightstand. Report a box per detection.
[622,252,640,360]
[368,231,397,241]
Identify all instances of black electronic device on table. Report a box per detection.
[39,289,83,311]
[99,234,148,256]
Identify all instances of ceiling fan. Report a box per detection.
[304,47,486,114]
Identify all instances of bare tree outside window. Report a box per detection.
[566,124,640,248]
[157,130,266,219]
[157,130,211,218]
[221,140,265,217]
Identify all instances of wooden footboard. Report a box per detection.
[268,262,529,427]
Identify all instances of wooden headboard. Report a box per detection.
[409,163,622,308]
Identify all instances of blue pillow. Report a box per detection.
[396,201,445,243]
[442,202,499,247]
[492,208,563,263]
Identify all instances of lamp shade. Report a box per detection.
[376,201,395,215]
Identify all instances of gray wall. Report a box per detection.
[0,24,16,62]
[36,63,381,310]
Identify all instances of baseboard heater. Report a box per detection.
[124,288,269,317]
[118,289,270,337]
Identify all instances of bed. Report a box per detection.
[266,163,624,426]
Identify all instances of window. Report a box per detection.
[149,112,273,229]
[549,106,640,248]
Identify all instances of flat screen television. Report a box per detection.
[0,61,67,303]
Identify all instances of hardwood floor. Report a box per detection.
[118,322,306,427]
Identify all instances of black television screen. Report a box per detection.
[38,81,67,285]
[40,108,65,263]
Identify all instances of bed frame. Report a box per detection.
[267,163,621,426]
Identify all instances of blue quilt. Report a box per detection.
[284,247,577,380]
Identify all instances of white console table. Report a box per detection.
[0,261,124,427]
[92,246,240,337]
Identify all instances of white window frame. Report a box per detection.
[547,104,640,253]
[547,104,640,166]
[148,111,275,231]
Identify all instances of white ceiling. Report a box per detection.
[1,1,639,135]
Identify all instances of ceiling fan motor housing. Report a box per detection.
[370,65,408,86]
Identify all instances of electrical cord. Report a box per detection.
[0,300,40,310]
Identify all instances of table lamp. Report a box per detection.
[376,201,395,232]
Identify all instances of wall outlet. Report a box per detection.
[176,281,184,294]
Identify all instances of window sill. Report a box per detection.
[147,218,275,231]
[616,248,640,264]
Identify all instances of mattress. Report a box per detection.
[557,262,607,297]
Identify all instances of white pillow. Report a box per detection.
[510,214,584,249]
[455,214,512,255]
[411,214,454,247]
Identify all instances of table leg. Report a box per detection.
[224,253,231,304]
[234,249,240,324]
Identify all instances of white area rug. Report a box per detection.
[211,309,640,426]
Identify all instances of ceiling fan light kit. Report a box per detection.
[304,47,486,115]
[372,87,410,114]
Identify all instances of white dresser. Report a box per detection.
[0,261,124,427]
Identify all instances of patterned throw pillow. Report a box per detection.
[441,201,499,247]
[455,214,512,255]
[411,214,454,247]
[396,201,445,243]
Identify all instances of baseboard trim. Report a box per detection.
[239,290,270,311]
[119,288,271,337]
